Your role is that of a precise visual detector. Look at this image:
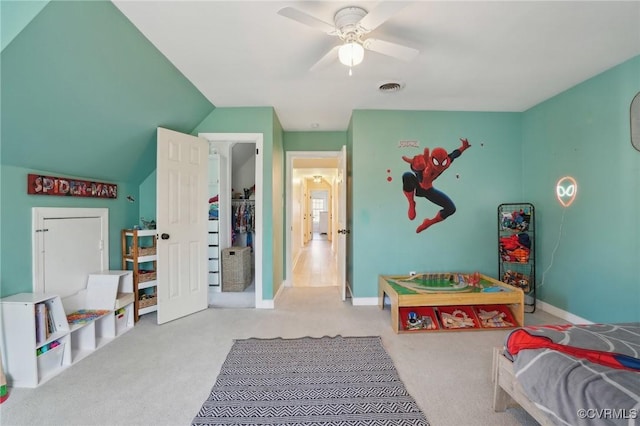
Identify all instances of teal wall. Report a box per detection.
[272,111,285,297]
[522,56,640,322]
[139,171,157,227]
[0,165,138,297]
[192,107,281,300]
[0,1,214,297]
[1,0,637,322]
[283,131,347,151]
[346,119,354,294]
[350,110,523,298]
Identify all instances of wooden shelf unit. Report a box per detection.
[121,229,157,321]
[378,273,524,333]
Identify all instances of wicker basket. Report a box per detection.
[221,247,252,292]
[138,295,157,309]
[138,270,157,282]
[129,246,156,256]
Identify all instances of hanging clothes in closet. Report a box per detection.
[231,200,255,248]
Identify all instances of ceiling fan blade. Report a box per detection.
[363,38,419,62]
[277,7,336,35]
[310,45,340,72]
[358,2,409,32]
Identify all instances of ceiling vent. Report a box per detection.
[378,81,404,93]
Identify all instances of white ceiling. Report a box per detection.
[113,1,640,132]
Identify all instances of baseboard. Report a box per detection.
[351,297,378,306]
[256,298,274,309]
[260,281,287,309]
[537,300,592,324]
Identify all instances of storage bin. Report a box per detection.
[115,308,130,335]
[138,294,157,309]
[474,305,517,329]
[138,270,156,283]
[437,306,480,330]
[37,343,65,381]
[221,246,251,292]
[398,307,439,331]
[129,246,156,256]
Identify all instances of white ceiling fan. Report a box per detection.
[278,2,419,74]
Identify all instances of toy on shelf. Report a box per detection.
[499,233,531,263]
[500,209,530,231]
[502,270,530,292]
[476,308,514,328]
[498,203,536,313]
[66,310,111,325]
[439,309,476,329]
[405,311,437,330]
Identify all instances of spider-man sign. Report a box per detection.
[402,138,471,233]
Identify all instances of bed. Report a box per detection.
[492,323,640,425]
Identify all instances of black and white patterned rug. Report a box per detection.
[192,336,429,426]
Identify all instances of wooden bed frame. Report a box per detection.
[492,347,555,425]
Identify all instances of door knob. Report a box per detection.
[337,229,351,235]
[161,233,170,240]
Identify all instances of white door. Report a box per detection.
[337,146,348,301]
[156,127,209,324]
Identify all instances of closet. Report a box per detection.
[228,143,256,280]
[207,141,256,303]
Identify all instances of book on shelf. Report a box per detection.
[35,303,47,343]
[35,302,57,343]
[47,305,56,335]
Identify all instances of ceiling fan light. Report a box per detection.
[338,42,364,67]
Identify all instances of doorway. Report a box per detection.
[286,151,344,291]
[199,133,264,308]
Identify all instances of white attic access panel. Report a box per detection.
[32,208,109,298]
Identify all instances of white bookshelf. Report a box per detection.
[0,293,70,388]
[0,271,135,388]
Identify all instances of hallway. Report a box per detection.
[292,233,338,287]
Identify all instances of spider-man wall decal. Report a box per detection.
[402,138,471,233]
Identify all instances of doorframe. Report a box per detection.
[198,133,266,308]
[285,150,341,288]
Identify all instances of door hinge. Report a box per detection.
[256,148,259,155]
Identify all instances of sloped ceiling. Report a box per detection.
[113,1,640,131]
[1,1,214,183]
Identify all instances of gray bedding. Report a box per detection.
[504,323,640,426]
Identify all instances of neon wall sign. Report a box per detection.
[556,176,577,207]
